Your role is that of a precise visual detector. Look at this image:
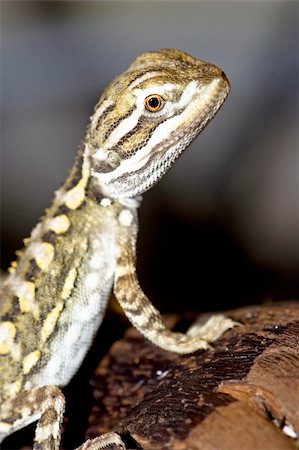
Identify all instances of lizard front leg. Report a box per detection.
[0,386,125,450]
[114,214,235,354]
[0,386,65,450]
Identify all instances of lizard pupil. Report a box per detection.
[144,94,164,112]
[148,97,159,108]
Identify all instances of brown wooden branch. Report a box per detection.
[86,302,299,450]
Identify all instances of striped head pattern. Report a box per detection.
[87,49,230,199]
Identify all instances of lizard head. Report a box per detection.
[87,49,230,199]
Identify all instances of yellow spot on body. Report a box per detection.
[4,379,22,397]
[23,237,31,246]
[61,268,77,300]
[15,281,39,319]
[64,184,85,209]
[8,261,17,274]
[40,303,63,344]
[63,150,90,210]
[0,321,16,354]
[31,242,54,271]
[18,281,35,311]
[19,297,31,313]
[48,214,71,234]
[22,350,41,375]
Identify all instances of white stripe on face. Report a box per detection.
[133,83,175,109]
[102,107,141,149]
[128,71,161,90]
[90,99,114,131]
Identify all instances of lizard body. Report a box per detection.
[0,49,233,449]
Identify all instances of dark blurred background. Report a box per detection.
[1,1,299,314]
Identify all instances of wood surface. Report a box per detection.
[86,302,299,450]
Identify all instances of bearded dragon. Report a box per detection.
[0,49,233,449]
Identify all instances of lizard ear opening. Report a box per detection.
[91,148,121,174]
[107,151,121,169]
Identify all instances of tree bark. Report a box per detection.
[86,302,299,450]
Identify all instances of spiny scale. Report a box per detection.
[0,49,233,449]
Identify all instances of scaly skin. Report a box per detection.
[0,49,233,449]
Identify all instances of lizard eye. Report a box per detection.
[144,94,165,112]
